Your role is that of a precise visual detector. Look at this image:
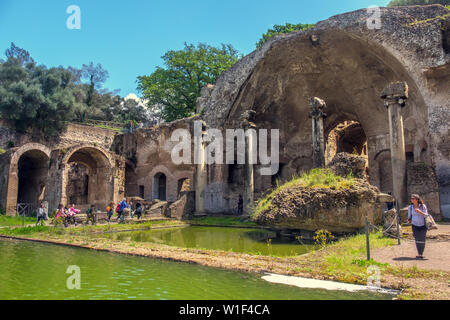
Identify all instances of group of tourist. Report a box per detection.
[55,203,82,227]
[106,198,143,223]
[43,198,145,227]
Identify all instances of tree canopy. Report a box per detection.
[256,23,315,48]
[137,43,241,122]
[0,43,152,136]
[388,0,449,6]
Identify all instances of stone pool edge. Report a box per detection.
[0,234,401,298]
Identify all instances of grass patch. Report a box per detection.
[94,124,123,132]
[0,215,36,227]
[298,231,397,284]
[190,216,257,227]
[252,168,356,219]
[0,225,53,236]
[0,219,185,237]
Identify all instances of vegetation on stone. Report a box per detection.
[253,168,356,220]
[256,23,315,48]
[388,0,449,6]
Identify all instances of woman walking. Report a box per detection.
[407,194,429,259]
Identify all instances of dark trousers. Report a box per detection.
[412,224,427,255]
[36,215,45,225]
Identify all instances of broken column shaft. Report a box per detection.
[309,97,327,168]
[381,81,408,208]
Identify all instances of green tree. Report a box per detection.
[80,62,109,107]
[388,0,449,6]
[0,57,77,136]
[5,42,35,66]
[256,23,315,48]
[137,43,241,122]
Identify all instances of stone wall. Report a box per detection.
[407,162,442,220]
[112,118,195,205]
[0,123,125,215]
[197,5,449,218]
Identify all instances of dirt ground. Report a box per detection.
[372,224,450,272]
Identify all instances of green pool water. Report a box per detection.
[93,226,314,256]
[0,239,393,300]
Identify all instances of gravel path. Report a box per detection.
[372,224,450,272]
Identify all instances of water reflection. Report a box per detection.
[97,226,313,256]
[0,239,394,300]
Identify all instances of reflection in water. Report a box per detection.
[97,226,313,256]
[0,239,394,300]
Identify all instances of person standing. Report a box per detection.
[35,203,45,226]
[86,204,97,225]
[237,195,243,215]
[135,201,143,220]
[407,194,429,259]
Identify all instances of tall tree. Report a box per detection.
[81,62,109,107]
[5,42,35,66]
[256,23,315,48]
[137,43,241,122]
[0,58,77,136]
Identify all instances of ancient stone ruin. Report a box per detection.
[0,5,449,228]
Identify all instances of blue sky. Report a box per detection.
[0,0,390,97]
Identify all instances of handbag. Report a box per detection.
[425,214,438,230]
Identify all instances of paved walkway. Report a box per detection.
[372,224,450,272]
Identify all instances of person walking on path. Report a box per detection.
[118,198,128,223]
[407,194,429,259]
[35,203,46,226]
[106,203,114,222]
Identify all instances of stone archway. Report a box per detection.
[219,29,428,198]
[374,149,394,195]
[62,146,114,209]
[325,120,368,166]
[5,143,51,215]
[153,173,167,201]
[124,162,138,197]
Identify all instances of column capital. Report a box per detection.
[381,81,408,107]
[308,97,327,119]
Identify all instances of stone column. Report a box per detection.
[241,111,256,217]
[309,97,327,168]
[381,81,408,208]
[194,120,207,214]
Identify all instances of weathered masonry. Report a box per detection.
[197,5,450,219]
[0,124,125,214]
[0,5,449,220]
